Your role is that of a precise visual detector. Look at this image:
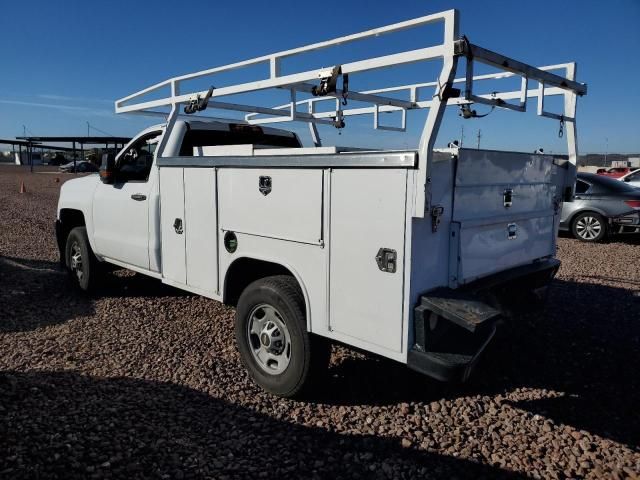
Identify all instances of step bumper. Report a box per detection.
[408,259,559,382]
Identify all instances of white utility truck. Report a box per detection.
[56,10,586,397]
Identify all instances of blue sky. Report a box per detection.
[0,0,638,153]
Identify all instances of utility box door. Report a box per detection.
[452,149,558,285]
[184,168,218,294]
[159,168,186,285]
[218,168,323,245]
[329,169,407,353]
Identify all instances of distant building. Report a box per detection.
[578,153,640,167]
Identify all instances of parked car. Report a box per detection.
[560,173,640,241]
[47,153,67,166]
[618,168,640,188]
[596,167,632,178]
[59,161,99,173]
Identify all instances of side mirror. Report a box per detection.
[100,153,116,184]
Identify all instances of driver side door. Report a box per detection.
[92,130,162,270]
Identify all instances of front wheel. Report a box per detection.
[234,275,329,398]
[572,212,607,242]
[65,226,101,291]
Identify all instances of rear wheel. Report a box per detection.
[572,212,607,242]
[65,226,101,291]
[235,275,329,398]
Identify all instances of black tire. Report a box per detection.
[235,275,329,398]
[571,211,607,242]
[65,226,101,292]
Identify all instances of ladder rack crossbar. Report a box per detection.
[116,10,456,108]
[246,66,576,124]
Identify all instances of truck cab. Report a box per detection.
[56,121,301,277]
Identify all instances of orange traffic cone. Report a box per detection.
[19,181,26,194]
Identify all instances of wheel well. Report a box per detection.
[223,257,297,306]
[58,209,86,264]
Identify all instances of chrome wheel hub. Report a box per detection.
[576,216,601,240]
[247,304,291,375]
[70,242,84,281]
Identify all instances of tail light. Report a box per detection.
[624,200,640,209]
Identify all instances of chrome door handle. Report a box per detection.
[131,193,146,201]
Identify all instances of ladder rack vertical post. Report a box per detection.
[270,57,280,79]
[415,9,459,219]
[537,82,545,116]
[563,62,579,203]
[289,89,297,120]
[563,63,578,165]
[519,76,528,110]
[156,80,182,158]
[308,102,322,147]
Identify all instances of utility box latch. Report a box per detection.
[431,205,444,232]
[375,248,397,273]
[503,188,513,208]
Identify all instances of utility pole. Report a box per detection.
[460,125,465,148]
[87,121,90,137]
[22,125,32,172]
[604,137,608,167]
[476,129,482,150]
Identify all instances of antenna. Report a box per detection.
[476,129,482,150]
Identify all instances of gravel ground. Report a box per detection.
[1,165,639,479]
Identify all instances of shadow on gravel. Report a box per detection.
[320,279,640,449]
[559,231,640,245]
[0,371,525,480]
[0,256,94,333]
[97,269,189,299]
[0,255,187,333]
[482,279,640,449]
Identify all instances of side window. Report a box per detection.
[575,180,590,194]
[117,131,162,181]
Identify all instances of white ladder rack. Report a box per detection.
[115,9,587,218]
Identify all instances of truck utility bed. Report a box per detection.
[155,146,569,363]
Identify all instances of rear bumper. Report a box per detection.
[408,259,559,382]
[612,212,640,227]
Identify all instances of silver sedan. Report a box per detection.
[560,173,640,242]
